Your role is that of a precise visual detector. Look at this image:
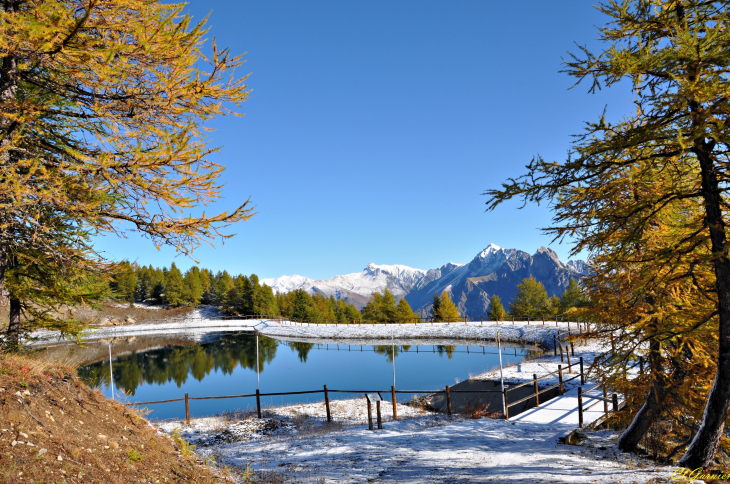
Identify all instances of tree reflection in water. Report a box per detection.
[289,342,314,363]
[78,333,278,395]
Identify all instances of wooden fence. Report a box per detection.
[128,313,590,331]
[127,359,584,426]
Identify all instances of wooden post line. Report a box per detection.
[324,385,331,423]
[391,385,398,421]
[445,385,452,417]
[185,393,190,426]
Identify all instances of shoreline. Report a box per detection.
[255,319,582,350]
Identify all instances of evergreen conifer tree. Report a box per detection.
[488,295,505,321]
[164,263,185,307]
[432,293,441,320]
[509,277,549,320]
[559,279,586,314]
[291,290,310,321]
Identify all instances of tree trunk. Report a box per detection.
[5,296,20,349]
[679,140,730,468]
[618,338,663,452]
[618,384,663,452]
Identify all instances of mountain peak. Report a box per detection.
[477,243,502,258]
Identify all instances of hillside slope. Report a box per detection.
[0,354,230,484]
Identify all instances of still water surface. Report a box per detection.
[75,332,535,420]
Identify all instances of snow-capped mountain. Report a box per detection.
[566,259,592,274]
[404,245,585,317]
[262,244,587,313]
[261,263,427,309]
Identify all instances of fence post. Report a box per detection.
[185,393,190,426]
[256,389,262,419]
[376,400,383,429]
[603,383,608,416]
[571,342,575,357]
[639,356,644,374]
[580,357,585,385]
[391,385,398,420]
[612,393,619,413]
[577,387,584,428]
[558,365,564,395]
[481,315,483,325]
[324,385,331,422]
[445,385,452,416]
[566,346,572,373]
[560,344,564,363]
[503,387,509,420]
[610,333,615,353]
[367,397,373,431]
[533,374,539,407]
[553,335,558,356]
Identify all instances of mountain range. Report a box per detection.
[261,244,588,317]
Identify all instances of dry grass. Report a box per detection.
[88,303,194,324]
[0,352,235,484]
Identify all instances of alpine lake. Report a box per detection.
[40,331,540,421]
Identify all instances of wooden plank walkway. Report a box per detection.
[511,385,618,427]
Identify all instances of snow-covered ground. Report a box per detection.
[154,338,669,483]
[255,319,586,350]
[29,307,262,345]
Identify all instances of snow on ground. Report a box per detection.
[255,319,586,350]
[158,406,672,483]
[153,334,668,483]
[29,306,262,345]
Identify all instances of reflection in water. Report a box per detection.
[289,341,314,363]
[373,344,455,362]
[79,333,278,395]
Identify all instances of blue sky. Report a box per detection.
[94,1,635,280]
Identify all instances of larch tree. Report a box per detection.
[486,0,730,467]
[1,0,254,344]
[396,297,418,323]
[436,291,460,322]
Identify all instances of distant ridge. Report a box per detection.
[262,244,587,315]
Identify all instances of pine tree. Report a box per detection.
[164,263,185,307]
[256,284,279,316]
[432,293,441,320]
[559,279,586,314]
[291,290,310,321]
[509,277,549,320]
[183,267,203,306]
[235,275,253,314]
[112,261,137,305]
[488,295,505,321]
[199,269,213,304]
[437,291,460,322]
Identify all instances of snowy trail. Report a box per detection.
[160,411,670,483]
[154,338,666,483]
